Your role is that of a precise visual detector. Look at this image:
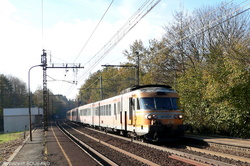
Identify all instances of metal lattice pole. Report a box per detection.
[40,49,84,130]
[41,49,48,131]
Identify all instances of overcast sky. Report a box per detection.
[0,0,246,99]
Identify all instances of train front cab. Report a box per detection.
[132,88,188,142]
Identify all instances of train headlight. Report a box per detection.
[146,114,158,120]
[152,114,158,119]
[147,114,153,120]
[174,114,183,119]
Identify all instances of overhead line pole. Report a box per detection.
[136,51,140,86]
[41,49,84,131]
[41,49,48,131]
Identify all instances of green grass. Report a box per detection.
[0,132,23,144]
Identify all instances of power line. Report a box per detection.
[78,0,160,82]
[71,0,250,99]
[197,7,250,37]
[159,0,250,54]
[63,0,114,97]
[66,0,249,98]
[65,0,161,97]
[82,0,155,68]
[174,0,235,39]
[166,0,250,50]
[47,75,77,84]
[73,0,114,63]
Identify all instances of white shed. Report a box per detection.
[3,107,43,133]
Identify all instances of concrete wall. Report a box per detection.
[3,107,43,133]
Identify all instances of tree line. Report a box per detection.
[78,2,250,138]
[0,74,74,131]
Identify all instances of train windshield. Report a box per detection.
[139,97,179,110]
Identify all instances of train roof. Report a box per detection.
[120,85,174,94]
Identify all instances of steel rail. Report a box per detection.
[67,121,237,166]
[186,146,250,164]
[56,122,118,166]
[62,121,160,166]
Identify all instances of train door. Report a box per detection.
[114,103,117,120]
[129,97,136,125]
[128,97,133,125]
[91,104,94,127]
[98,102,100,127]
[117,100,121,130]
[76,108,79,122]
[124,111,127,132]
[113,103,116,128]
[120,96,123,130]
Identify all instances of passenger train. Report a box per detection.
[66,85,188,141]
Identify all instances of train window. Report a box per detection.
[109,104,111,116]
[102,105,104,116]
[155,97,172,110]
[101,106,103,116]
[100,106,103,116]
[137,98,140,110]
[95,107,99,116]
[171,98,179,110]
[114,104,116,115]
[139,98,155,110]
[105,105,106,115]
[139,97,179,110]
[118,102,121,114]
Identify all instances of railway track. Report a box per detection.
[59,121,163,166]
[55,122,118,166]
[184,134,250,156]
[60,120,250,166]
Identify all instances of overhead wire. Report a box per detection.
[64,0,115,97]
[66,0,161,97]
[78,0,160,83]
[64,0,160,96]
[73,0,114,63]
[81,0,152,68]
[67,0,250,98]
[171,0,235,40]
[146,0,250,64]
[92,0,250,86]
[80,77,100,91]
[169,1,250,50]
